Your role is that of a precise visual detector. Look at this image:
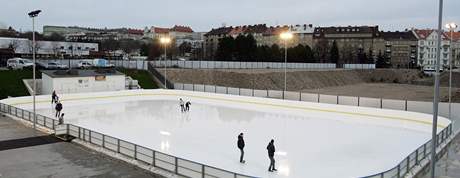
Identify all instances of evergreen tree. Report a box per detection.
[215,36,235,61]
[329,40,339,64]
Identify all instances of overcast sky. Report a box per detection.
[1,0,459,32]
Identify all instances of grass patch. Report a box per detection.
[0,69,41,99]
[117,68,159,89]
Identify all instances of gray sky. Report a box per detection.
[1,0,459,32]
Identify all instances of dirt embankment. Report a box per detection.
[163,68,426,90]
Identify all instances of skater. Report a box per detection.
[237,133,245,163]
[185,101,191,112]
[55,101,63,118]
[179,98,185,112]
[58,113,64,125]
[267,139,277,172]
[51,91,57,104]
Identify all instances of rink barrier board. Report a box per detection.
[3,91,449,129]
[0,102,255,178]
[0,94,454,178]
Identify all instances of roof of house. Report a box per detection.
[263,26,289,36]
[42,69,124,78]
[382,31,417,40]
[153,27,170,34]
[171,25,194,33]
[127,29,144,35]
[446,31,460,41]
[205,27,233,36]
[413,29,449,40]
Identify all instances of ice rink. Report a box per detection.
[1,90,451,178]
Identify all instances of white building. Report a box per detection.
[41,70,125,95]
[412,29,450,70]
[0,37,98,56]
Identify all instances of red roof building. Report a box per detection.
[171,25,194,33]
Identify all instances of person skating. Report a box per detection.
[185,101,191,112]
[179,98,185,112]
[51,91,57,104]
[58,113,64,125]
[55,101,63,118]
[267,139,277,172]
[237,133,245,163]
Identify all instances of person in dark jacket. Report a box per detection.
[58,113,65,125]
[55,101,63,118]
[267,139,277,172]
[51,91,57,104]
[237,133,245,163]
[185,101,191,112]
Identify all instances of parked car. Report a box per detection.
[7,58,34,70]
[93,58,115,68]
[35,61,48,70]
[46,62,68,69]
[78,61,93,69]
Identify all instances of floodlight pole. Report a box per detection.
[430,0,443,177]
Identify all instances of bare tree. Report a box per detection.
[8,39,20,53]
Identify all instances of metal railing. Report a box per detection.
[172,83,455,178]
[173,83,457,115]
[0,102,257,178]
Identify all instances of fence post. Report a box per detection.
[89,131,92,143]
[380,98,383,109]
[423,144,427,157]
[175,157,178,173]
[52,119,55,131]
[102,134,105,148]
[134,145,137,160]
[405,100,408,111]
[226,87,228,94]
[299,91,302,101]
[66,124,69,135]
[238,88,241,95]
[193,84,195,91]
[406,156,410,174]
[317,93,320,103]
[397,164,401,178]
[415,149,419,165]
[202,165,205,178]
[266,90,269,98]
[358,96,360,106]
[337,95,339,104]
[152,150,156,166]
[117,139,121,153]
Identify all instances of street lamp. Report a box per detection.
[28,9,41,130]
[279,31,293,96]
[445,22,457,124]
[430,0,444,177]
[160,36,171,89]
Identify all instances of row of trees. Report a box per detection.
[215,34,318,63]
[214,34,381,64]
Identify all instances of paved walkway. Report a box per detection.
[417,132,460,178]
[0,114,162,178]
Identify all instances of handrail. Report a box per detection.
[0,102,258,178]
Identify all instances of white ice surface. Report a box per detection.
[2,90,451,178]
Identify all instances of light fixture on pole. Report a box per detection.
[160,36,171,89]
[445,22,457,124]
[279,31,293,97]
[430,0,444,177]
[28,9,41,130]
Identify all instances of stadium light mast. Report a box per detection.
[280,31,293,95]
[28,9,41,130]
[445,22,457,125]
[430,0,443,177]
[160,36,171,89]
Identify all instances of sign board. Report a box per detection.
[95,75,106,81]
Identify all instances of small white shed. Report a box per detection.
[41,69,126,94]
